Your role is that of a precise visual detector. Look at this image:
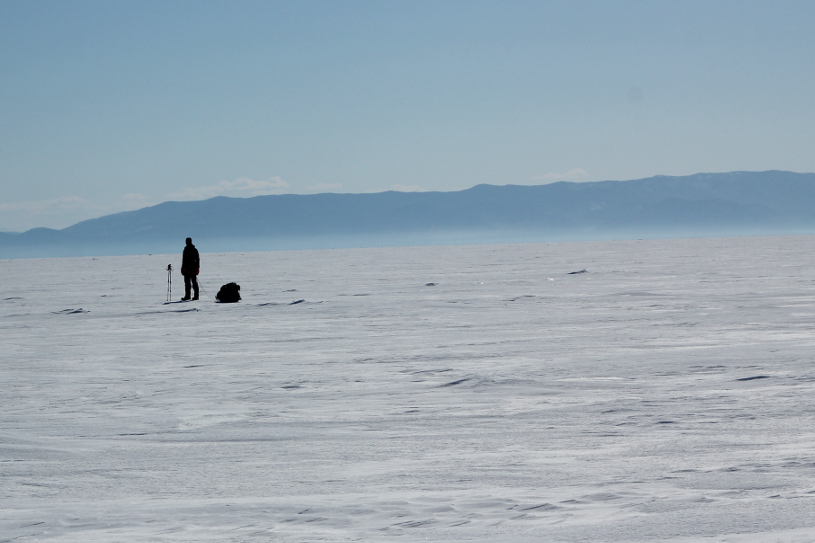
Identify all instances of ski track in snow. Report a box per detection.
[3,237,815,542]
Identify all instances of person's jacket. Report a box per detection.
[181,245,200,276]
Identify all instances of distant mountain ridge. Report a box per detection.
[4,170,815,257]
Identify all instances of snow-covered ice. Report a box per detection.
[4,236,815,542]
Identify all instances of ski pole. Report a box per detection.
[166,264,173,301]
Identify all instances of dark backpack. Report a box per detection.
[216,282,241,303]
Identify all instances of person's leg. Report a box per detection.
[183,274,192,300]
[191,276,199,300]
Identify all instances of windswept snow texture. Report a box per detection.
[4,236,815,542]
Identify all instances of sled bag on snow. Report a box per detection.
[216,282,241,303]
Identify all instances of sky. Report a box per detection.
[2,0,815,232]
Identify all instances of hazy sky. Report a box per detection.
[2,0,814,231]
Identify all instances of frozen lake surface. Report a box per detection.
[4,236,815,542]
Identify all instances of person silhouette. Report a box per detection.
[180,237,200,301]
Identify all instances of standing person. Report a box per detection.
[180,237,200,301]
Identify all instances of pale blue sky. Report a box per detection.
[2,0,814,231]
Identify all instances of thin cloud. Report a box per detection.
[92,194,157,215]
[532,168,589,183]
[118,193,155,210]
[168,177,290,200]
[390,184,427,192]
[0,196,100,213]
[122,193,150,202]
[0,196,107,231]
